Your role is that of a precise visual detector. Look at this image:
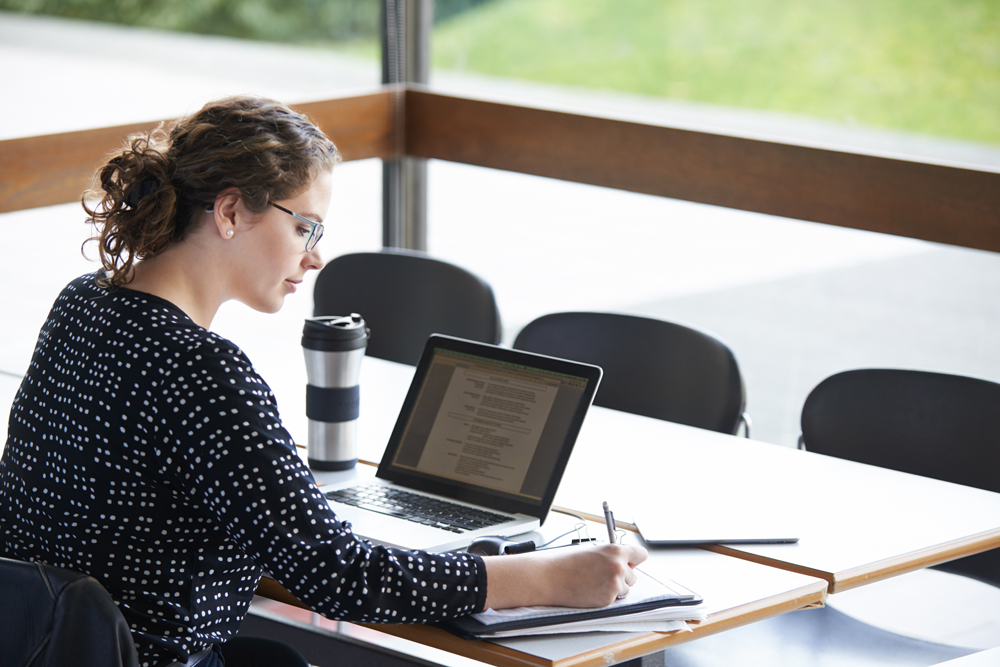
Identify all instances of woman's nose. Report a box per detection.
[304,247,325,272]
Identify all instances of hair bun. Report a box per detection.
[124,177,160,210]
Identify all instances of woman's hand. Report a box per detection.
[482,543,648,610]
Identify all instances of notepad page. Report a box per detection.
[472,568,696,626]
[478,618,695,638]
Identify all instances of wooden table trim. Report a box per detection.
[708,527,1000,594]
[828,528,1000,593]
[256,574,827,667]
[558,502,1000,596]
[542,580,825,667]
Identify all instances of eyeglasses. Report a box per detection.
[270,202,324,252]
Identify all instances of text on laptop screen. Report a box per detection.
[389,349,590,502]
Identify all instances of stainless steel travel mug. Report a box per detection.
[302,314,370,470]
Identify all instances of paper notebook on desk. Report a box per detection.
[442,568,703,639]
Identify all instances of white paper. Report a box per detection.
[480,619,696,638]
[473,568,700,626]
[416,368,557,492]
[463,568,705,640]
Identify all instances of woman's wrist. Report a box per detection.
[480,543,647,611]
[481,551,555,610]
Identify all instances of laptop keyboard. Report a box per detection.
[325,482,513,533]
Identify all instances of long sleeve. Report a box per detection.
[159,339,487,624]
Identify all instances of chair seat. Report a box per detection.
[661,605,977,667]
[801,368,1000,590]
[716,367,1000,667]
[0,556,138,667]
[826,568,1000,651]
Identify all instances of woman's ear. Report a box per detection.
[210,187,243,239]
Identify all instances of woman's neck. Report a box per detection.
[126,242,227,329]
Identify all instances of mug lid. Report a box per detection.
[302,314,370,350]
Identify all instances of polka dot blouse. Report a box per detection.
[0,272,487,667]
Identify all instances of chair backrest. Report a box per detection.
[0,556,138,667]
[312,249,502,366]
[800,368,1000,587]
[513,312,746,434]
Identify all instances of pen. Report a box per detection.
[603,501,617,544]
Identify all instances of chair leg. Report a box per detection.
[619,653,665,667]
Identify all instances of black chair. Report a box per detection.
[660,604,977,667]
[0,556,138,667]
[312,249,502,366]
[662,368,999,667]
[799,368,1000,587]
[513,312,750,435]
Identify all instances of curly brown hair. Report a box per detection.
[84,95,340,286]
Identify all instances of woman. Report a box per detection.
[0,96,646,667]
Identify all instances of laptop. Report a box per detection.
[319,334,603,553]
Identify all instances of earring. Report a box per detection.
[226,230,233,237]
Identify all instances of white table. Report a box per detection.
[551,405,1000,593]
[264,467,828,667]
[261,356,1000,666]
[300,356,1000,595]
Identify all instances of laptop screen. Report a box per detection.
[378,335,602,519]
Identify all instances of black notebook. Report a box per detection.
[442,568,702,639]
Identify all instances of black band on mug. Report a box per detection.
[306,385,360,423]
[309,457,358,471]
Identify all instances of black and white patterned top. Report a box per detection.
[1,272,487,667]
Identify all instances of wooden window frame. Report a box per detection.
[1,86,998,253]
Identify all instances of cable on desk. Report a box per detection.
[537,522,598,549]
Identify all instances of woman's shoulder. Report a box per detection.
[56,270,104,299]
[46,273,269,397]
[61,271,249,363]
